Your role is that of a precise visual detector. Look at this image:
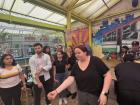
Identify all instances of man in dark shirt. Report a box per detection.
[115,54,140,105]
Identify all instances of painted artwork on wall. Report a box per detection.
[93,14,140,54]
[67,28,89,46]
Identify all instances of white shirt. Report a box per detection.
[0,64,22,88]
[29,53,52,84]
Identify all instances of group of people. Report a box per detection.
[0,43,76,105]
[120,41,140,63]
[0,41,140,105]
[25,43,78,105]
[48,45,112,105]
[30,43,112,105]
[0,43,112,105]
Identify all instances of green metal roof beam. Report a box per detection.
[0,13,65,31]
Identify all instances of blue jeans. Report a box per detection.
[55,73,67,98]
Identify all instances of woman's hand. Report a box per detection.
[47,90,58,101]
[98,94,107,105]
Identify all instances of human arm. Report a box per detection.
[47,76,75,100]
[98,71,112,105]
[93,57,112,105]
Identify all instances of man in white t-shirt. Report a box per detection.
[29,43,52,105]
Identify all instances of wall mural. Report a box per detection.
[93,14,140,53]
[67,28,89,46]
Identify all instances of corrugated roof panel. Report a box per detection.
[58,18,66,25]
[47,13,65,22]
[107,0,120,7]
[2,0,14,10]
[58,18,75,25]
[0,10,10,15]
[10,12,58,25]
[29,6,53,19]
[0,0,121,26]
[104,0,112,3]
[12,0,34,15]
[74,1,92,14]
[80,0,104,17]
[63,0,74,8]
[90,6,108,19]
[0,0,4,8]
[76,0,86,4]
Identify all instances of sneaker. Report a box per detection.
[59,98,62,105]
[63,97,68,104]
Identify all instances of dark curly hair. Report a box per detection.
[0,54,17,68]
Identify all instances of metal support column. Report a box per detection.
[88,22,92,48]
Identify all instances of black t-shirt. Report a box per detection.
[115,62,140,91]
[71,56,109,96]
[53,59,67,73]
